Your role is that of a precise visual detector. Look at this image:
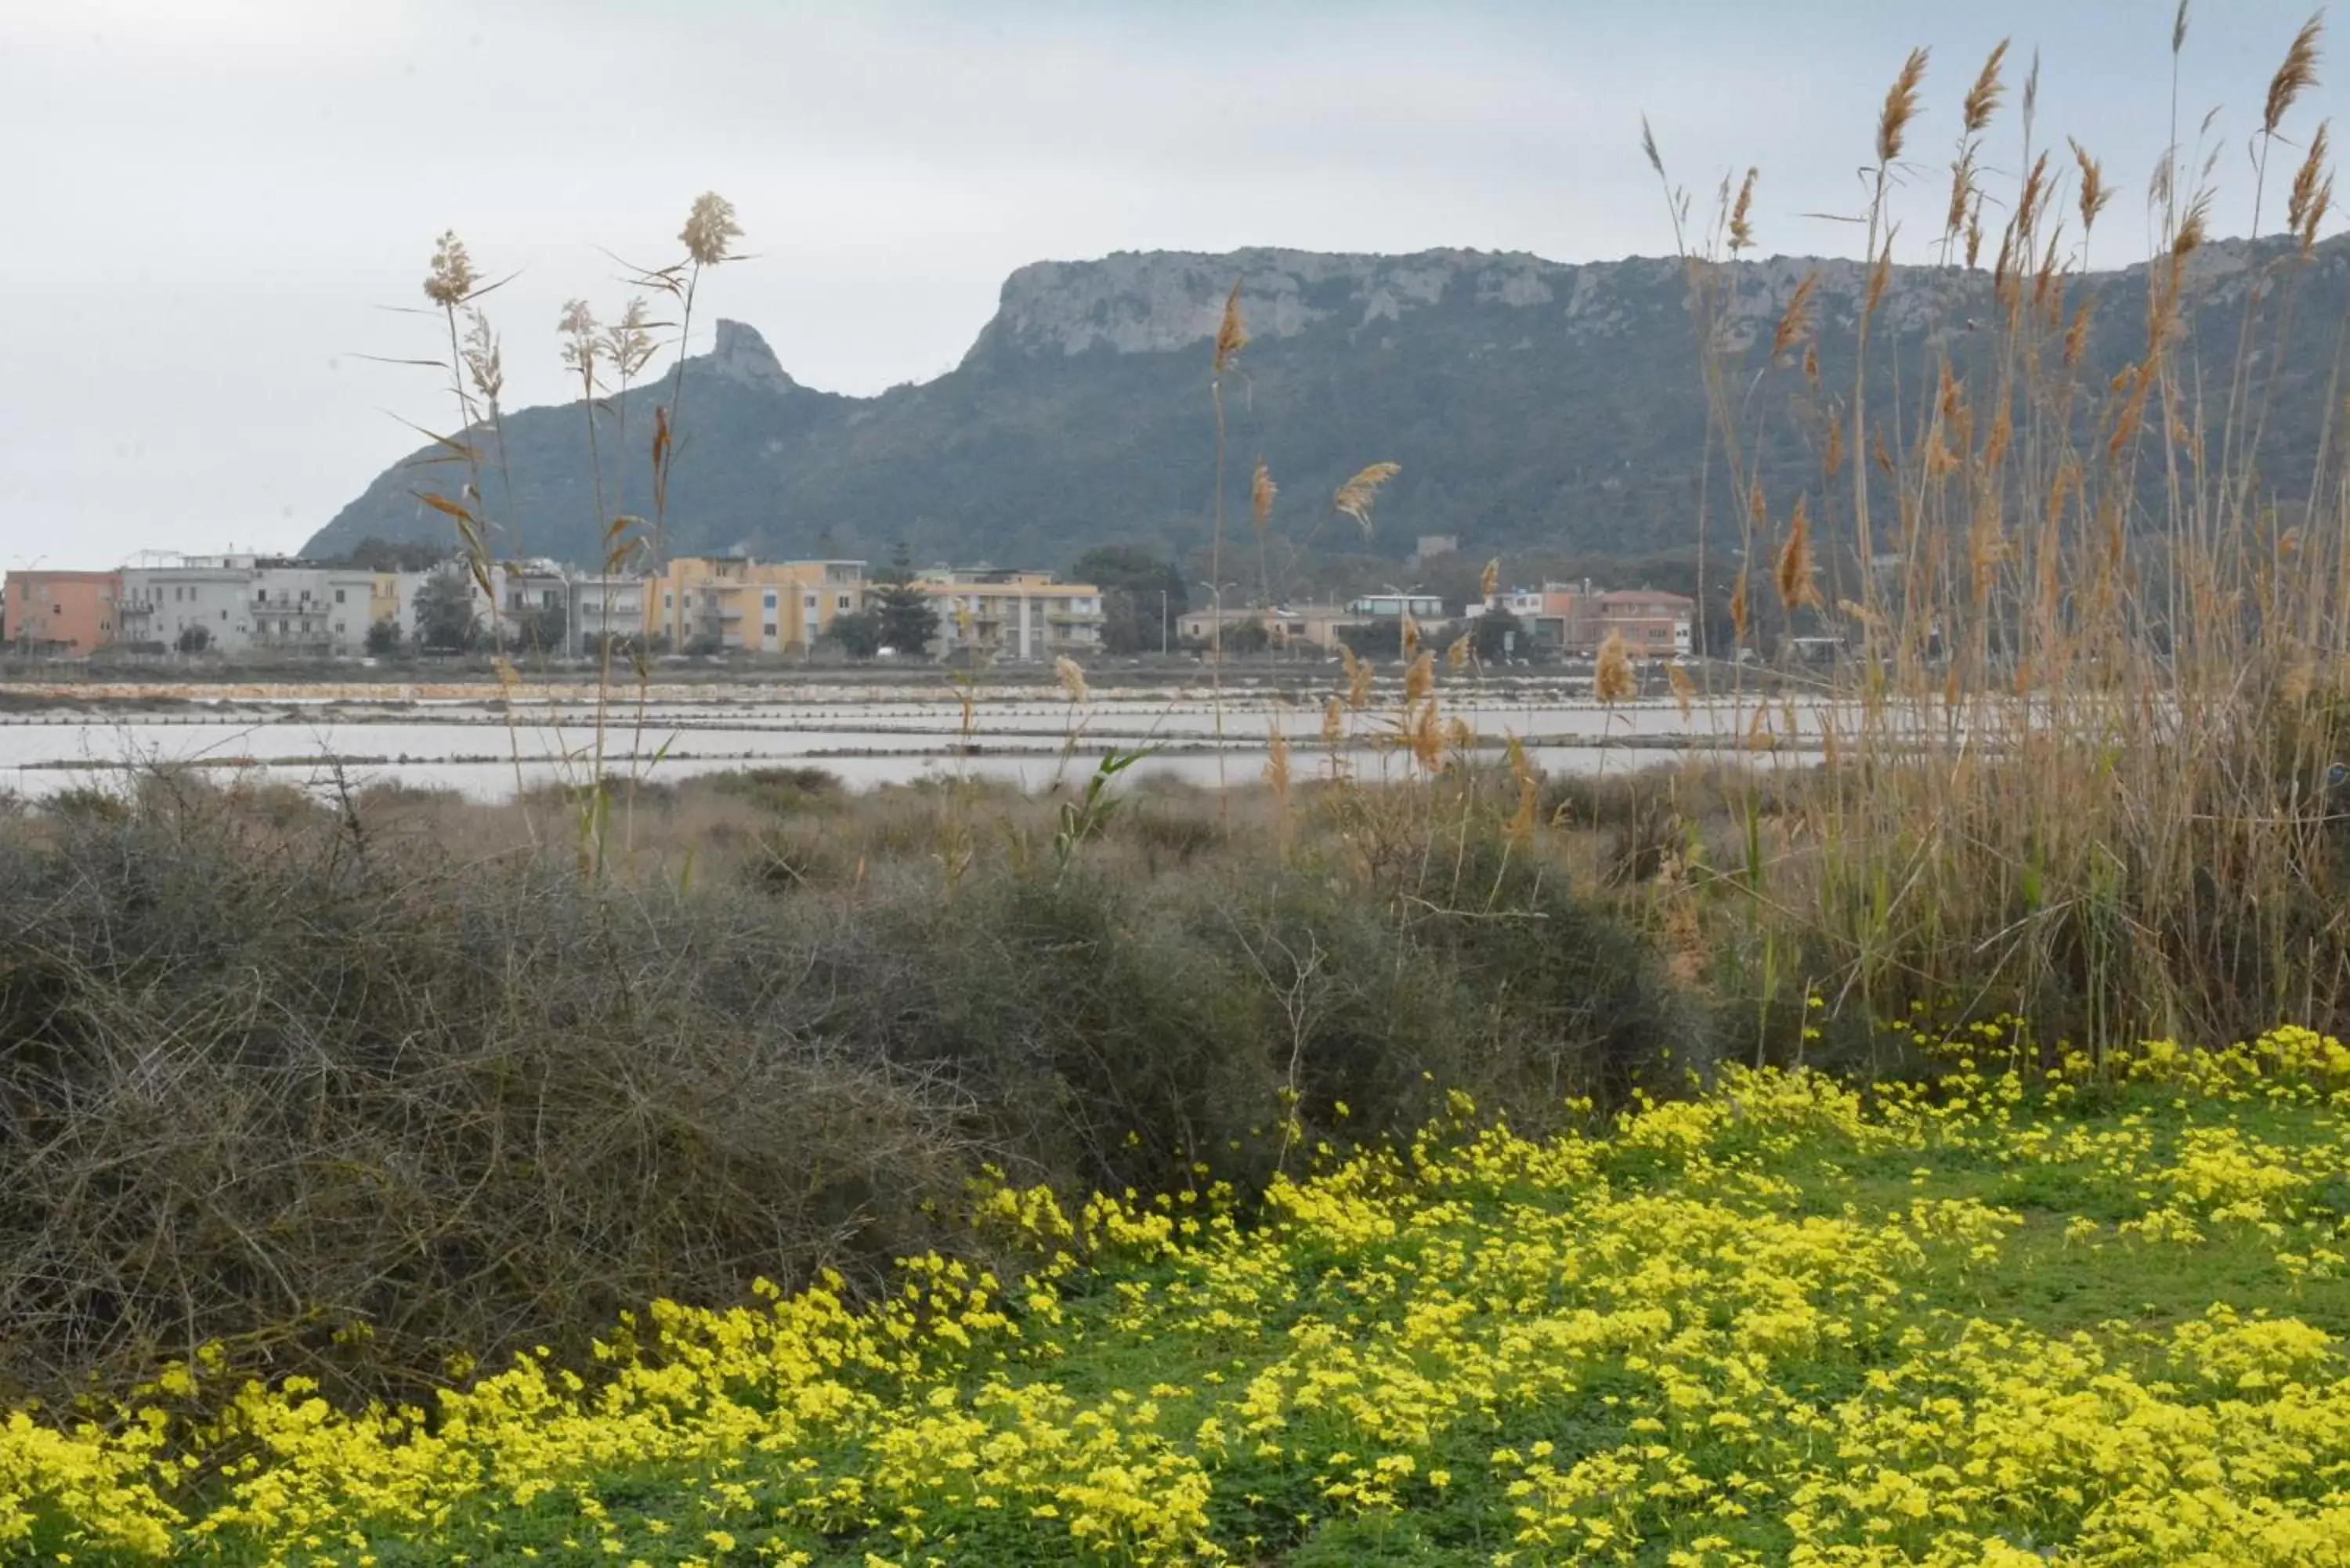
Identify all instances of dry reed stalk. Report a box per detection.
[1595,633,1637,704]
[2265,13,2324,136]
[1407,699,1444,771]
[1769,274,1820,364]
[1775,497,1822,609]
[1728,168,1758,252]
[2289,121,2335,253]
[1878,48,1929,164]
[1404,649,1435,703]
[1334,462,1401,537]
[1251,459,1278,605]
[1321,695,1345,744]
[1338,642,1372,709]
[1963,39,2009,132]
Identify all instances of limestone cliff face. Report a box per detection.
[708,319,797,392]
[973,248,1627,360]
[969,237,2330,363]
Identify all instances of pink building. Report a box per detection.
[7,569,121,656]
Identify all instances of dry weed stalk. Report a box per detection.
[1334,462,1401,537]
[1595,633,1636,705]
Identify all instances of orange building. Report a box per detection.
[6,569,121,656]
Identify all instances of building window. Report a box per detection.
[334,588,346,604]
[763,623,778,638]
[763,591,777,608]
[836,594,851,610]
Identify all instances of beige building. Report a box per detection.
[1484,583,1694,657]
[642,558,867,653]
[919,567,1103,661]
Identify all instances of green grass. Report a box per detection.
[37,1042,2345,1566]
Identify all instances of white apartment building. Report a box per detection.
[118,555,379,656]
[568,573,647,656]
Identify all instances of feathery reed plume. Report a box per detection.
[1250,460,1276,529]
[2175,0,2190,54]
[2070,139,2113,235]
[1877,47,1930,165]
[1480,557,1500,602]
[1865,238,1893,316]
[1775,497,1822,609]
[1945,150,1978,243]
[2265,13,2323,137]
[1748,479,1767,525]
[1729,167,1759,251]
[1264,722,1291,799]
[1054,655,1089,704]
[1338,641,1372,708]
[1982,402,2014,468]
[424,230,477,307]
[1729,569,1751,642]
[1321,695,1344,744]
[2177,187,2212,255]
[1408,699,1444,772]
[2063,300,2096,368]
[1640,114,1664,175]
[2290,121,2334,252]
[1249,457,1277,604]
[1744,702,1775,751]
[604,297,657,381]
[1214,280,1249,374]
[1771,271,1819,362]
[1401,612,1423,660]
[678,193,742,267]
[1595,632,1637,704]
[1804,341,1820,385]
[1404,648,1435,702]
[461,309,504,409]
[1823,417,1844,476]
[1447,634,1470,674]
[559,300,600,379]
[1334,461,1401,536]
[1668,662,1695,719]
[1504,736,1539,844]
[1963,39,2009,132]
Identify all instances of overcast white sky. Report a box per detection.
[1,0,2335,565]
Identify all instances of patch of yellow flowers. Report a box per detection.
[5,1027,2349,1564]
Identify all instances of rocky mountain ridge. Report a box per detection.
[306,237,2349,573]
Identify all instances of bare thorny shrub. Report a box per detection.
[0,771,1687,1411]
[1648,6,2350,1053]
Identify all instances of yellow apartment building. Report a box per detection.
[642,558,867,653]
[917,567,1103,661]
